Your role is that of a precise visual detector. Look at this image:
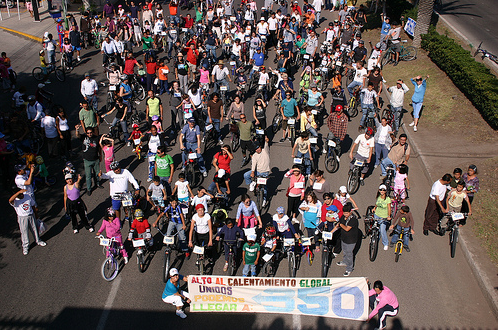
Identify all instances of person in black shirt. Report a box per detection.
[128,1,140,19]
[334,204,358,276]
[352,40,367,63]
[75,125,103,196]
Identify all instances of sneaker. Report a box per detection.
[74,229,79,234]
[423,230,429,236]
[23,249,29,255]
[249,181,257,192]
[124,256,129,264]
[262,199,267,207]
[322,148,327,154]
[127,142,131,147]
[383,245,388,251]
[202,171,208,177]
[279,138,286,143]
[147,177,153,182]
[413,126,418,132]
[343,271,351,276]
[176,310,187,319]
[360,178,365,186]
[77,56,81,61]
[333,252,340,257]
[223,262,228,271]
[87,190,92,196]
[89,227,95,233]
[389,242,394,248]
[409,121,415,127]
[37,241,47,247]
[393,61,398,66]
[374,165,378,169]
[218,139,224,145]
[336,261,346,266]
[404,246,410,252]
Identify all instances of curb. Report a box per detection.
[0,25,43,42]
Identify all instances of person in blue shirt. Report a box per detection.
[409,75,429,132]
[179,118,207,176]
[249,47,266,80]
[215,218,245,271]
[279,90,300,142]
[380,14,391,42]
[162,268,190,318]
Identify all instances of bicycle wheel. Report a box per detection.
[29,138,42,154]
[348,97,359,118]
[381,108,394,127]
[198,257,205,275]
[394,242,402,263]
[321,248,329,277]
[401,46,417,61]
[255,188,264,211]
[185,164,195,187]
[380,52,391,68]
[231,133,240,152]
[228,253,235,276]
[272,113,281,134]
[138,251,145,273]
[288,252,296,277]
[263,261,274,277]
[450,228,458,258]
[290,127,296,147]
[32,67,45,81]
[369,229,379,262]
[137,186,148,212]
[55,68,66,82]
[163,250,171,283]
[347,170,360,195]
[324,149,339,173]
[106,93,114,112]
[135,84,146,101]
[307,250,314,266]
[101,257,119,281]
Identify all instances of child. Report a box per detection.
[154,198,188,253]
[151,115,163,132]
[144,20,152,33]
[450,168,463,189]
[179,95,194,125]
[34,155,51,186]
[299,191,322,251]
[389,205,415,252]
[172,173,194,204]
[128,209,153,246]
[128,123,143,150]
[148,176,167,212]
[272,206,299,239]
[393,164,410,202]
[100,135,115,172]
[260,224,278,255]
[62,38,74,69]
[192,186,214,210]
[215,218,244,271]
[38,50,51,83]
[199,65,210,93]
[242,234,260,277]
[96,208,129,264]
[447,181,472,216]
[335,185,359,210]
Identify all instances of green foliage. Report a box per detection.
[366,0,414,29]
[402,6,418,20]
[422,28,498,128]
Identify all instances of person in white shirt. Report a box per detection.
[15,163,36,203]
[192,187,214,210]
[9,189,46,255]
[80,72,99,111]
[101,35,117,66]
[359,82,380,128]
[231,39,242,67]
[386,21,402,65]
[99,161,140,221]
[267,12,279,50]
[312,0,323,25]
[386,80,409,132]
[257,18,269,37]
[374,117,393,167]
[367,43,383,72]
[26,95,45,122]
[211,61,231,94]
[423,174,452,235]
[349,128,374,185]
[257,66,270,101]
[40,111,59,157]
[188,204,213,258]
[347,61,367,100]
[112,34,125,67]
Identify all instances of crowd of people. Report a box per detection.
[2,0,481,325]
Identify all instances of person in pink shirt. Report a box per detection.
[284,165,306,223]
[199,65,210,93]
[368,280,399,329]
[96,208,128,264]
[99,135,115,173]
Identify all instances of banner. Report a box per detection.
[404,18,417,37]
[188,276,369,320]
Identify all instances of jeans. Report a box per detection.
[159,79,169,95]
[374,143,389,166]
[315,11,321,24]
[391,106,402,131]
[167,41,174,58]
[206,44,217,61]
[360,103,375,127]
[147,73,156,94]
[170,15,180,26]
[380,157,395,176]
[244,170,269,199]
[230,54,241,68]
[347,81,362,99]
[147,151,157,179]
[85,94,98,112]
[412,101,423,119]
[341,241,355,272]
[17,214,41,251]
[159,176,172,196]
[167,221,187,251]
[296,150,312,176]
[111,118,130,141]
[83,159,100,191]
[242,264,257,276]
[213,78,228,94]
[48,49,56,65]
[375,214,390,247]
[390,225,410,247]
[183,142,206,172]
[207,117,221,138]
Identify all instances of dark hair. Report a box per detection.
[400,205,410,213]
[457,180,465,187]
[300,131,309,139]
[343,204,352,213]
[222,145,232,153]
[198,186,206,192]
[373,280,384,290]
[305,191,317,203]
[398,164,408,175]
[367,81,374,87]
[241,194,251,202]
[453,168,463,175]
[157,146,166,153]
[179,173,186,179]
[153,176,160,182]
[398,133,407,140]
[313,170,324,177]
[442,173,452,182]
[323,192,332,199]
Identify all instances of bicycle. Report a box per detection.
[132,137,143,160]
[474,42,498,64]
[363,206,380,262]
[96,235,121,281]
[253,176,269,212]
[437,212,468,258]
[380,40,417,68]
[131,236,151,273]
[193,242,207,275]
[113,188,148,226]
[271,111,283,135]
[100,117,121,142]
[32,64,65,82]
[390,188,408,217]
[60,52,73,73]
[261,243,281,277]
[283,237,300,277]
[287,117,297,146]
[229,120,240,152]
[347,158,366,195]
[347,87,360,118]
[293,154,313,181]
[203,122,217,153]
[182,148,204,188]
[300,237,314,266]
[157,226,181,282]
[324,132,341,174]
[392,226,412,262]
[364,108,378,133]
[320,230,335,277]
[223,239,242,276]
[383,164,396,197]
[381,105,395,129]
[220,84,229,106]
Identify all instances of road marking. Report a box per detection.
[0,25,43,42]
[292,314,301,330]
[96,276,122,330]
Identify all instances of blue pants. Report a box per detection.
[213,79,228,95]
[374,214,390,247]
[182,142,206,173]
[206,44,217,61]
[412,101,423,119]
[111,117,130,141]
[207,117,221,138]
[166,221,187,251]
[242,264,256,276]
[391,106,402,132]
[375,143,389,166]
[380,157,395,176]
[147,151,157,179]
[244,170,269,199]
[360,103,375,127]
[347,81,362,98]
[159,176,172,196]
[390,225,410,247]
[159,80,169,95]
[296,150,312,176]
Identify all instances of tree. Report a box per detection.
[413,0,435,48]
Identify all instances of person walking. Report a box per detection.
[64,174,94,234]
[75,124,103,196]
[409,75,429,132]
[423,174,452,236]
[80,72,99,113]
[334,203,358,276]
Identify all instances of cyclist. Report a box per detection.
[236,114,254,168]
[207,168,231,196]
[359,82,380,129]
[154,197,188,253]
[389,205,415,252]
[299,191,322,251]
[272,206,300,239]
[347,61,367,101]
[446,181,472,216]
[179,118,208,177]
[215,218,245,271]
[260,224,278,254]
[236,194,263,229]
[280,90,300,143]
[244,137,271,206]
[101,35,117,66]
[372,184,392,251]
[192,186,214,211]
[162,268,190,319]
[26,95,45,122]
[99,161,140,221]
[292,131,313,176]
[188,204,214,258]
[316,204,341,254]
[300,106,318,138]
[96,208,129,264]
[211,60,231,94]
[349,127,375,186]
[147,176,167,211]
[128,209,153,246]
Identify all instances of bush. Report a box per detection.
[402,6,418,21]
[421,27,498,128]
[366,0,414,29]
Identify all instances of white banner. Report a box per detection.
[404,18,417,37]
[188,276,369,320]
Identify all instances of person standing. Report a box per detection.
[179,118,207,177]
[40,110,59,158]
[423,174,452,236]
[461,164,479,213]
[14,163,36,204]
[64,174,94,234]
[55,106,72,160]
[9,189,47,255]
[75,125,103,196]
[81,72,99,112]
[155,146,175,195]
[386,79,409,134]
[409,75,428,132]
[207,93,224,144]
[237,114,254,168]
[334,203,358,276]
[242,234,260,277]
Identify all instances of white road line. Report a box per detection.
[292,314,302,330]
[96,277,122,330]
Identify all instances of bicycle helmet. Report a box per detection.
[151,115,159,121]
[132,123,139,128]
[106,207,116,218]
[365,127,374,136]
[120,74,128,80]
[134,209,144,220]
[109,161,120,170]
[35,155,44,165]
[265,225,276,237]
[279,67,287,73]
[260,66,266,71]
[276,206,285,214]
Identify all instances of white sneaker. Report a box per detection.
[77,56,81,61]
[322,148,327,154]
[37,241,47,247]
[202,171,208,177]
[127,142,131,147]
[176,310,187,319]
[262,199,267,207]
[89,227,95,233]
[124,256,129,264]
[74,229,79,234]
[23,249,29,255]
[147,177,153,182]
[249,181,257,192]
[292,217,299,224]
[383,245,388,251]
[219,139,224,145]
[409,121,415,127]
[413,126,418,132]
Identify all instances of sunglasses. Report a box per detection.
[379,189,386,191]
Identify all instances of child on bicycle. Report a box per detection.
[96,208,129,264]
[299,191,322,251]
[389,205,415,252]
[446,181,472,217]
[148,176,167,212]
[154,197,188,253]
[215,218,245,272]
[151,115,163,132]
[172,173,194,205]
[192,186,214,211]
[179,94,194,125]
[393,164,409,202]
[128,209,153,246]
[335,185,359,210]
[99,134,115,172]
[272,206,300,239]
[316,205,341,255]
[128,123,143,151]
[260,224,278,254]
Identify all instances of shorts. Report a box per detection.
[178,196,189,203]
[187,62,197,72]
[240,140,252,153]
[111,198,122,210]
[282,119,289,130]
[73,46,82,51]
[392,42,401,52]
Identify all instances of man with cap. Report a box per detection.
[80,72,99,113]
[327,104,349,144]
[249,47,265,80]
[15,163,36,203]
[242,234,260,277]
[211,60,231,94]
[349,127,374,185]
[244,136,270,206]
[26,95,45,122]
[9,188,47,255]
[179,118,207,177]
[386,79,409,133]
[351,39,367,63]
[75,123,103,196]
[162,267,190,318]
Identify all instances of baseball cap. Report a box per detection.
[195,204,205,210]
[15,164,26,171]
[256,47,261,50]
[247,234,257,242]
[188,118,196,123]
[276,206,285,214]
[359,40,365,44]
[37,83,45,89]
[335,104,343,112]
[339,186,347,193]
[169,268,179,276]
[326,205,338,212]
[84,72,90,77]
[379,184,387,190]
[218,169,226,178]
[65,174,73,180]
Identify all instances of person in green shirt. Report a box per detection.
[236,113,254,167]
[78,100,99,135]
[295,35,306,55]
[155,146,174,195]
[142,30,156,58]
[279,91,300,142]
[194,5,204,22]
[372,184,392,251]
[242,234,260,277]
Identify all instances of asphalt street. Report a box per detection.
[0,3,497,330]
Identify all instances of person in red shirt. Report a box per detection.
[320,192,343,222]
[123,52,142,76]
[185,44,199,81]
[128,209,153,246]
[291,1,302,15]
[212,145,234,174]
[145,54,158,94]
[182,13,194,34]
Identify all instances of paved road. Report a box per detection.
[439,0,498,58]
[0,4,497,330]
